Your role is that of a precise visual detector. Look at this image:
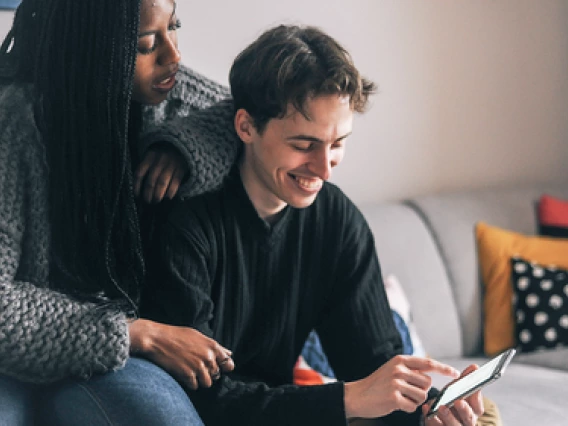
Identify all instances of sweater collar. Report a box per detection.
[225,166,293,239]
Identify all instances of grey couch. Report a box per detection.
[359,183,568,426]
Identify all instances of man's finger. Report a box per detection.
[404,356,460,378]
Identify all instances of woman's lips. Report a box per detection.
[153,73,177,92]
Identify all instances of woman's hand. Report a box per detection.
[422,365,484,426]
[134,144,188,204]
[129,319,234,390]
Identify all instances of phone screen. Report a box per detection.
[429,349,515,415]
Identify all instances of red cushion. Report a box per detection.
[538,194,568,238]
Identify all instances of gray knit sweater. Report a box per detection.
[0,65,239,383]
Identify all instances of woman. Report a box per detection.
[0,0,238,424]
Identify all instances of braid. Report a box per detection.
[102,0,145,311]
[1,0,146,312]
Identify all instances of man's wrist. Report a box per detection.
[343,381,360,419]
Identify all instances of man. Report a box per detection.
[144,24,484,426]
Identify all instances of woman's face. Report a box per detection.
[132,0,182,105]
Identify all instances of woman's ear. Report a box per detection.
[234,109,256,144]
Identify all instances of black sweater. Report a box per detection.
[144,169,422,426]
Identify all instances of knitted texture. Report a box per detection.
[141,65,240,199]
[142,64,230,124]
[0,65,237,383]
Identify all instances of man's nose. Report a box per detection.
[310,149,334,181]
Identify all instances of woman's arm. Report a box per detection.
[140,98,240,199]
[128,318,234,390]
[142,64,231,126]
[139,66,241,199]
[0,85,130,383]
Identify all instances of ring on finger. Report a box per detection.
[211,369,221,380]
[219,356,232,366]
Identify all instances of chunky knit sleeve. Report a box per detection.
[142,64,231,125]
[0,84,130,383]
[140,65,240,199]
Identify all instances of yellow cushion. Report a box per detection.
[476,222,568,355]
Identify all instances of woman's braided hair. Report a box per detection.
[0,0,145,313]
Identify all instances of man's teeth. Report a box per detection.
[159,76,172,85]
[295,176,322,189]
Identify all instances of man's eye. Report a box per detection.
[293,144,312,152]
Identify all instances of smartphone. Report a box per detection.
[426,348,516,418]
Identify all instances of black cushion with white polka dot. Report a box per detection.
[511,257,568,353]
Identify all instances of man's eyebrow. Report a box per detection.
[286,132,352,143]
[138,2,177,37]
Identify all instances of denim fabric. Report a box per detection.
[300,331,336,378]
[302,311,414,378]
[391,310,414,355]
[37,357,204,426]
[0,374,37,426]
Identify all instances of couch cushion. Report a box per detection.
[476,222,568,355]
[384,274,427,357]
[435,357,568,426]
[511,257,568,353]
[513,346,568,371]
[538,194,568,237]
[359,203,462,358]
[408,184,568,356]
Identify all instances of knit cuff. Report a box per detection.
[140,99,240,199]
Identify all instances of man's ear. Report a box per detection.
[234,109,256,144]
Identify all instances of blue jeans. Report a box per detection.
[1,358,204,426]
[0,374,37,425]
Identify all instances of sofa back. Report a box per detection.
[359,183,568,358]
[359,202,463,358]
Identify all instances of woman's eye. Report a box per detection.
[138,45,157,55]
[169,19,182,31]
[137,37,157,55]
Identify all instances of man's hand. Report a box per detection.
[344,355,460,420]
[129,319,235,390]
[422,365,485,426]
[134,144,188,204]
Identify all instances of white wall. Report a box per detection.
[0,11,12,41]
[2,1,567,204]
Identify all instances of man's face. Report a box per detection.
[132,0,181,105]
[238,94,353,220]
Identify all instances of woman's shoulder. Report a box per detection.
[143,64,230,125]
[0,82,41,152]
[174,64,230,102]
[0,81,35,108]
[0,82,37,127]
